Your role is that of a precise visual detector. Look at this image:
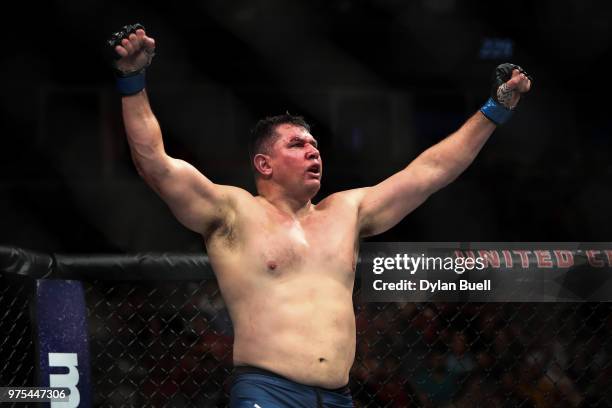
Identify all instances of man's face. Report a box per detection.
[268,124,322,198]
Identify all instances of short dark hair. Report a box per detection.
[248,113,311,170]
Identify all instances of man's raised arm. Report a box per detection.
[356,64,532,237]
[109,24,236,235]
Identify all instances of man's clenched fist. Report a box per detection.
[493,63,532,110]
[108,23,156,76]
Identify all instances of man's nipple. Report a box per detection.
[266,260,282,276]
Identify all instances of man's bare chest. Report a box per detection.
[215,204,354,274]
[252,216,356,270]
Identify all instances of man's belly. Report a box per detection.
[229,278,356,389]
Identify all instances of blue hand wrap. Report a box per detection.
[116,71,146,96]
[480,97,513,125]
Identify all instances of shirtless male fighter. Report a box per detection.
[109,24,532,407]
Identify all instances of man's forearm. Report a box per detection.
[121,90,167,177]
[416,111,496,191]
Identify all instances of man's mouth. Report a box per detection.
[306,163,321,177]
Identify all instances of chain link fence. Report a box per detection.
[1,259,611,407]
[0,275,35,390]
[83,280,611,407]
[86,280,233,407]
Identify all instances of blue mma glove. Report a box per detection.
[480,63,533,125]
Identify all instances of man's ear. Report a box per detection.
[254,153,273,178]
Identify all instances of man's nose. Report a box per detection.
[306,146,319,160]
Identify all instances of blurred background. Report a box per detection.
[2,0,611,252]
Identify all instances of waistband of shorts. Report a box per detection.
[232,364,351,395]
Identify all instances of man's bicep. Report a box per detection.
[145,157,236,234]
[358,165,436,237]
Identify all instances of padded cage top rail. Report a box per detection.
[0,246,213,281]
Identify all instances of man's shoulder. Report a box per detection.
[217,184,256,204]
[212,184,261,221]
[316,188,367,210]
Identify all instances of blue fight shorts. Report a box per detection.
[230,365,354,408]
